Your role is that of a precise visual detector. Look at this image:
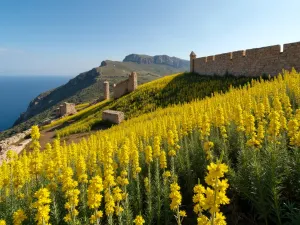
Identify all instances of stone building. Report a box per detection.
[55,102,77,117]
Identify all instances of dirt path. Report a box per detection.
[38,126,98,150]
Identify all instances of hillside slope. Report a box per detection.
[0,54,189,140]
[2,71,299,225]
[42,72,255,138]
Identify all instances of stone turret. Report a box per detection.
[128,71,137,92]
[190,51,197,72]
[103,81,110,100]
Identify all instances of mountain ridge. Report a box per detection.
[123,54,189,68]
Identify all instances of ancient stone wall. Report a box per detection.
[55,102,77,117]
[190,41,300,76]
[102,110,124,124]
[113,72,138,99]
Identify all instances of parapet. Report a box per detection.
[102,110,124,124]
[190,41,300,76]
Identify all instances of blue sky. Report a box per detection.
[0,0,300,76]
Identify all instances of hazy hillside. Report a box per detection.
[0,54,189,140]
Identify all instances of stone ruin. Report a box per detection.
[102,110,124,124]
[55,102,77,117]
[103,81,110,100]
[102,72,138,100]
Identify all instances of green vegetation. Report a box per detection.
[56,72,255,137]
[75,103,90,111]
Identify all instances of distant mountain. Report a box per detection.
[0,54,189,139]
[123,54,189,68]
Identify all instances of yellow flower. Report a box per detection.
[133,215,145,225]
[32,188,51,225]
[214,212,226,225]
[153,136,161,158]
[194,162,229,224]
[169,182,182,211]
[87,176,103,209]
[144,145,153,164]
[0,220,6,225]
[197,215,210,225]
[168,150,176,157]
[105,190,115,216]
[159,151,167,169]
[163,171,171,180]
[268,110,281,141]
[179,210,187,217]
[76,155,88,184]
[13,209,27,225]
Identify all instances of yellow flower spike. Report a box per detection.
[87,176,103,209]
[133,215,145,225]
[159,150,167,169]
[32,188,51,225]
[13,209,27,225]
[153,136,161,158]
[169,182,182,211]
[144,145,153,164]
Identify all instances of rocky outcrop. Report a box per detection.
[0,129,31,152]
[123,54,189,68]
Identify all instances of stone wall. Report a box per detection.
[102,110,124,124]
[113,72,138,99]
[190,41,300,76]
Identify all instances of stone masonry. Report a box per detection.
[104,81,110,100]
[102,110,124,124]
[113,72,138,99]
[190,41,300,77]
[55,102,77,117]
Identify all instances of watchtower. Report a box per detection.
[190,51,197,72]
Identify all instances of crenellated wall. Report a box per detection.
[191,41,300,76]
[113,72,138,99]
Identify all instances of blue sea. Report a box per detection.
[0,75,72,131]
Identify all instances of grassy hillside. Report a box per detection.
[0,59,189,141]
[44,72,255,137]
[1,70,300,224]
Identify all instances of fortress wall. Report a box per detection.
[191,41,300,76]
